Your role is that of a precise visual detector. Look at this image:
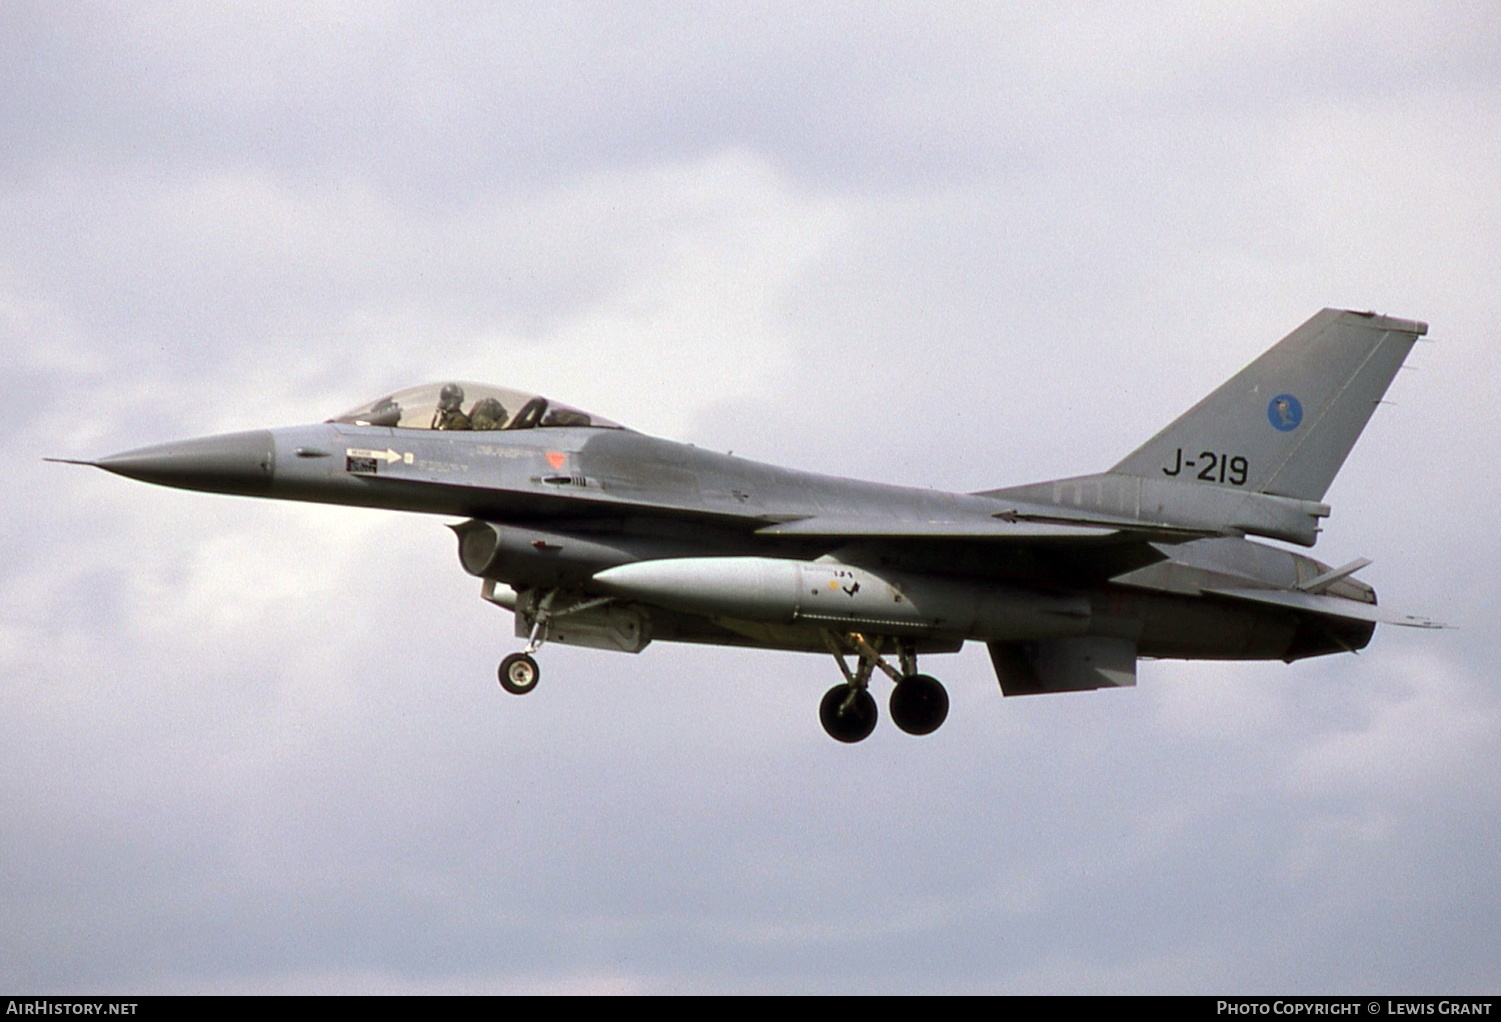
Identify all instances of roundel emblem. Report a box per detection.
[1267,394,1303,432]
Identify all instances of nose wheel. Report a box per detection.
[498,652,540,694]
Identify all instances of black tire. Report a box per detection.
[819,685,878,743]
[498,652,541,695]
[889,674,949,736]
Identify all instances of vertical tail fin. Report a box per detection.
[1110,308,1427,502]
[984,309,1428,546]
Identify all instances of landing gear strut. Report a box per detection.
[819,632,949,742]
[495,587,559,696]
[491,586,624,697]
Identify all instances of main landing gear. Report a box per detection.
[819,632,949,743]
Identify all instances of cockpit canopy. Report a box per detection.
[332,382,624,432]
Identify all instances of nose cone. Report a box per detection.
[95,430,276,496]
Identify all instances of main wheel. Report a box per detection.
[889,674,949,736]
[819,685,878,743]
[498,652,540,695]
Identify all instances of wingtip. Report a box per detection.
[1339,308,1428,335]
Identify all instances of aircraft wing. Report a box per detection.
[753,514,1190,584]
[755,509,1225,544]
[1204,587,1445,628]
[754,516,1120,540]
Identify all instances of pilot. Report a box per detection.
[469,396,508,431]
[431,383,472,430]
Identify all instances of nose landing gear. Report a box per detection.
[494,587,558,696]
[490,586,631,697]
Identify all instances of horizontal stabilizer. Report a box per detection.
[1205,587,1444,628]
[1295,557,1372,594]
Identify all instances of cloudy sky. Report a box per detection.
[3,1,1499,994]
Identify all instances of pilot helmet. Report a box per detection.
[470,396,508,430]
[438,383,465,411]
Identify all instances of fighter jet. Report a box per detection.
[58,309,1440,742]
